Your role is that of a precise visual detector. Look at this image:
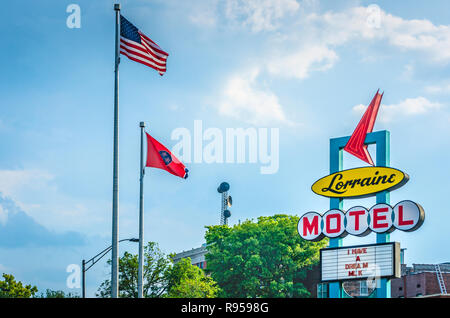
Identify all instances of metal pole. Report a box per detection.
[375,130,390,298]
[220,192,226,225]
[82,259,86,298]
[223,192,228,225]
[82,239,138,299]
[328,137,344,298]
[138,122,145,298]
[111,3,121,299]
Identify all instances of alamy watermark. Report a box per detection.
[366,4,381,29]
[171,120,279,174]
[66,4,81,29]
[66,264,81,289]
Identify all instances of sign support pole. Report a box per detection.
[375,130,390,298]
[328,130,391,298]
[329,137,344,298]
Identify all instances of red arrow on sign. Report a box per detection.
[344,90,383,166]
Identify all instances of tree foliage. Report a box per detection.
[37,289,80,298]
[96,241,219,298]
[166,258,219,298]
[205,214,328,298]
[97,242,171,298]
[0,273,38,298]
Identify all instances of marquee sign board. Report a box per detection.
[297,200,425,240]
[320,242,401,283]
[311,166,409,199]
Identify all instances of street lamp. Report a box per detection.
[82,238,139,298]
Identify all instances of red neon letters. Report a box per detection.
[323,210,346,238]
[298,200,425,241]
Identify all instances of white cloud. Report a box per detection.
[266,45,338,79]
[218,68,291,125]
[0,170,55,199]
[182,3,450,82]
[246,5,450,82]
[353,97,442,123]
[188,0,218,27]
[225,0,300,32]
[202,3,450,123]
[425,84,450,94]
[0,169,109,235]
[184,2,450,67]
[262,5,450,82]
[307,6,450,63]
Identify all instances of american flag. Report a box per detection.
[120,15,169,76]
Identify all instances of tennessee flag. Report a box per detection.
[145,132,188,179]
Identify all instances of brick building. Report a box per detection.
[391,263,450,298]
[315,262,450,298]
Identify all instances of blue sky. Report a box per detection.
[1,0,450,297]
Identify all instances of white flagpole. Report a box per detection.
[111,3,121,298]
[138,122,145,298]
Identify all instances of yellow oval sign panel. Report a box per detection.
[311,167,409,199]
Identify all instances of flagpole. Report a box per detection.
[138,122,145,298]
[111,3,121,299]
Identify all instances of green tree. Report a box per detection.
[0,273,38,298]
[166,258,219,298]
[205,214,328,298]
[97,241,171,298]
